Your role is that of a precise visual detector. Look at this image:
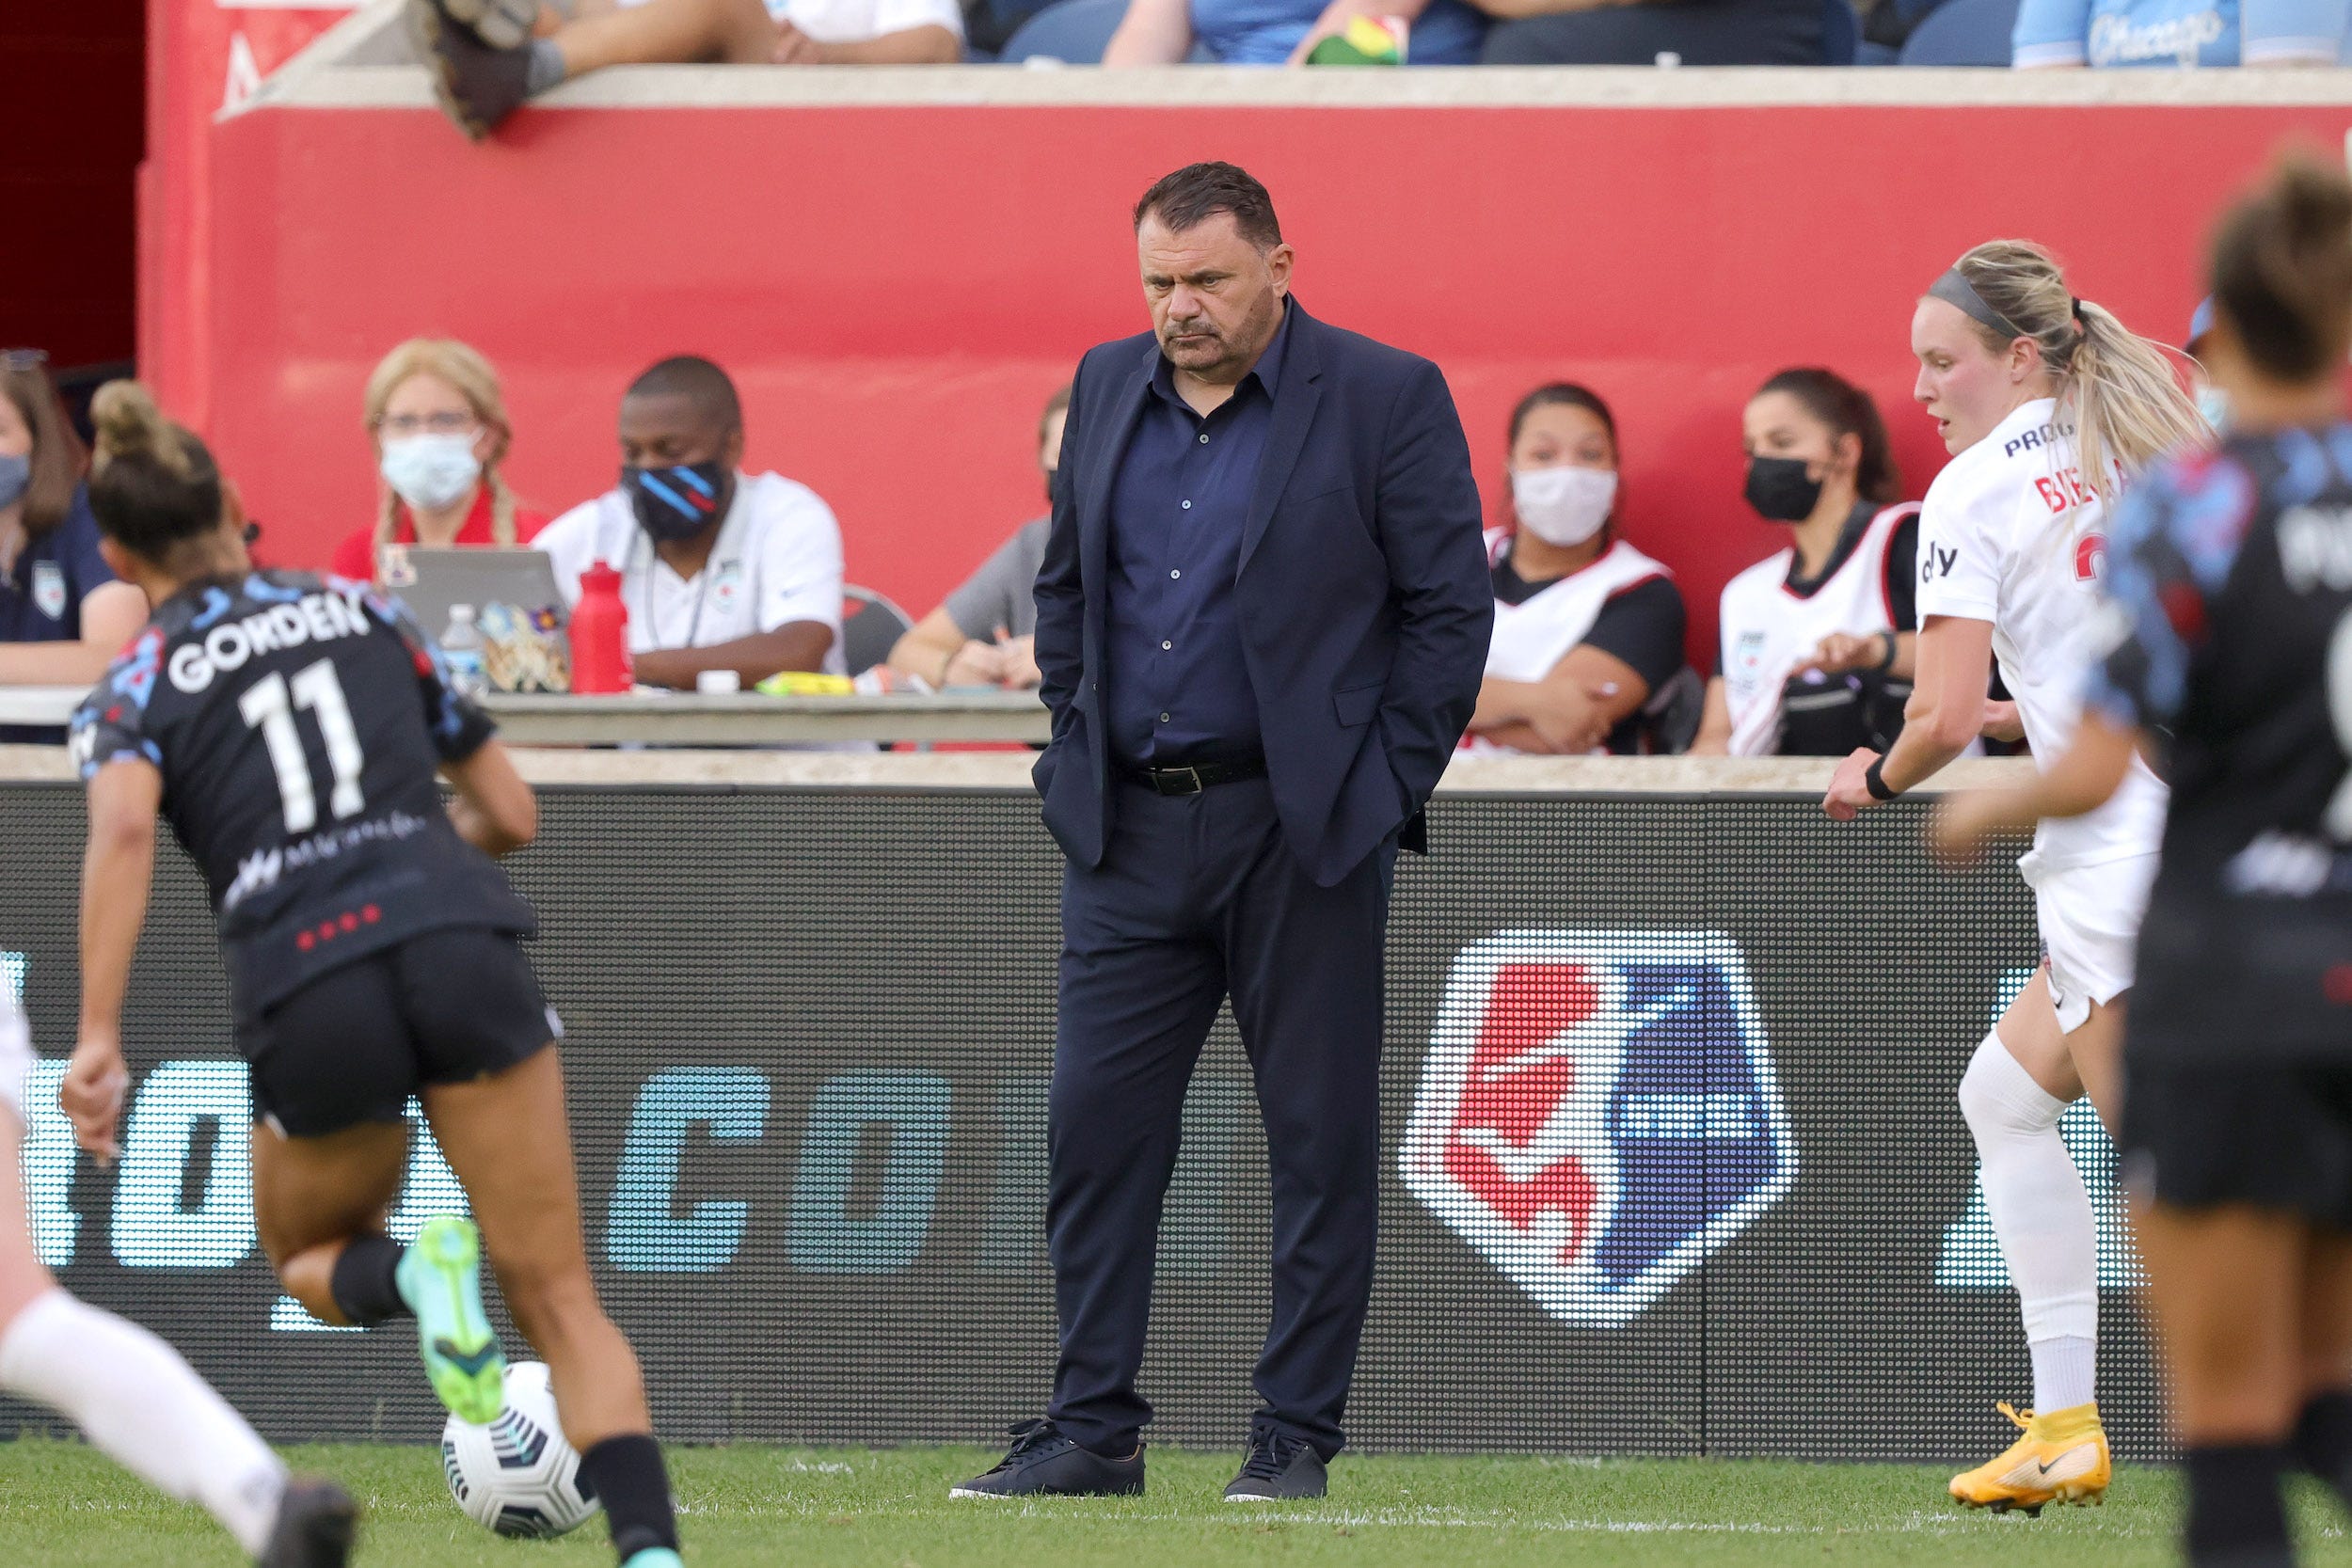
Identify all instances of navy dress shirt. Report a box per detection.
[1104,306,1292,766]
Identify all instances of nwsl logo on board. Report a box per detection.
[1400,931,1797,1329]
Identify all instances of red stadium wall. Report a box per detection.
[183,90,2352,670]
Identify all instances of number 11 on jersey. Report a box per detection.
[240,659,366,834]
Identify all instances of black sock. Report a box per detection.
[2294,1390,2352,1505]
[2184,1443,2293,1567]
[326,1234,408,1325]
[579,1433,678,1560]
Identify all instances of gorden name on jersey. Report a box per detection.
[2089,427,2352,1058]
[70,571,535,1022]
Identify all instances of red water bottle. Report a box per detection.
[569,561,631,694]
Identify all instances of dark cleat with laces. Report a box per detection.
[950,1419,1144,1498]
[1224,1421,1327,1501]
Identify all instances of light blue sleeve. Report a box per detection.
[2240,0,2349,60]
[2012,0,2097,64]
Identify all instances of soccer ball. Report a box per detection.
[439,1361,601,1538]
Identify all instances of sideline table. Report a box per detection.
[0,686,1051,747]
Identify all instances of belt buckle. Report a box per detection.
[1162,766,1203,796]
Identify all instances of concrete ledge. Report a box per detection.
[0,744,2036,793]
[248,0,2352,115]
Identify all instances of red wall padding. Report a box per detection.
[191,98,2348,670]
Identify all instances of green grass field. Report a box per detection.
[6,1440,2352,1566]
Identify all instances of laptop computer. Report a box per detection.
[375,546,572,693]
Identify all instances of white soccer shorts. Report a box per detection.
[2019,849,2160,1034]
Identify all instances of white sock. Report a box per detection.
[2030,1335,2097,1412]
[1957,1034,2099,1407]
[0,1290,286,1557]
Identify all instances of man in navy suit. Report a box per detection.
[952,163,1491,1504]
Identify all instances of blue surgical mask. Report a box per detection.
[2196,385,2231,434]
[379,432,483,512]
[0,451,29,511]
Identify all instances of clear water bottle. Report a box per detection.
[441,603,487,698]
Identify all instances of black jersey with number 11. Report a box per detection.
[68,570,536,1022]
[2089,427,2352,1060]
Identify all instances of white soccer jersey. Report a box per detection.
[1915,399,2167,869]
[537,471,848,675]
[1466,534,1670,756]
[1718,503,1916,758]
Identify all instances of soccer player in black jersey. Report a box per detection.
[1935,154,2352,1567]
[56,383,686,1568]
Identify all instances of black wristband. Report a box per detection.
[1864,755,1899,802]
[1873,630,1899,674]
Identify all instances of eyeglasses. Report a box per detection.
[377,411,478,438]
[0,350,48,372]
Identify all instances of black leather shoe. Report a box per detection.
[405,0,533,140]
[258,1477,359,1568]
[1224,1424,1327,1501]
[951,1419,1145,1498]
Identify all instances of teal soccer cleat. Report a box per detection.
[395,1215,505,1425]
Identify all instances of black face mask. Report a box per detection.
[623,460,731,544]
[1744,455,1823,524]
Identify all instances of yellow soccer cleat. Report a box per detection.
[1948,1401,2111,1515]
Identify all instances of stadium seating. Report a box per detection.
[1899,0,2018,65]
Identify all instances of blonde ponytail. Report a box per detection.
[1950,241,2207,499]
[85,381,226,560]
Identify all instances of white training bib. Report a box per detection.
[1467,534,1670,756]
[1719,503,1916,758]
[1915,399,2167,869]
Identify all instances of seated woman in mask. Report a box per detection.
[1461,383,1690,755]
[0,352,149,740]
[331,339,547,582]
[1691,367,1930,757]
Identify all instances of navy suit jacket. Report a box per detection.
[1032,301,1494,888]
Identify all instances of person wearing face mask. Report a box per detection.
[1823,241,2206,1516]
[2187,295,2233,433]
[1692,369,1930,757]
[0,351,149,742]
[885,384,1069,691]
[330,340,548,583]
[535,355,844,689]
[1461,383,1689,756]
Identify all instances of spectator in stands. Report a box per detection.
[331,339,548,583]
[1101,0,1486,64]
[1691,369,1924,758]
[1461,383,1688,756]
[410,0,961,139]
[885,385,1067,690]
[535,355,847,688]
[0,352,146,738]
[1476,0,1831,65]
[2012,0,2348,66]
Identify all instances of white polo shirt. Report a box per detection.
[615,0,962,43]
[537,470,847,676]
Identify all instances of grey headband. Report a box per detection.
[1929,269,2030,342]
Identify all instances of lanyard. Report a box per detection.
[632,524,717,650]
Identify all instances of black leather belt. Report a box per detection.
[1120,756,1268,796]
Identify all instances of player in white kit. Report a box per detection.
[1822,241,2204,1512]
[0,990,354,1563]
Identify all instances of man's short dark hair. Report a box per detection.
[1133,163,1282,250]
[625,355,742,432]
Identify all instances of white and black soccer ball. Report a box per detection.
[440,1361,601,1538]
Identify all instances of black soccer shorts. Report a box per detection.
[238,927,555,1137]
[2122,1053,2352,1232]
